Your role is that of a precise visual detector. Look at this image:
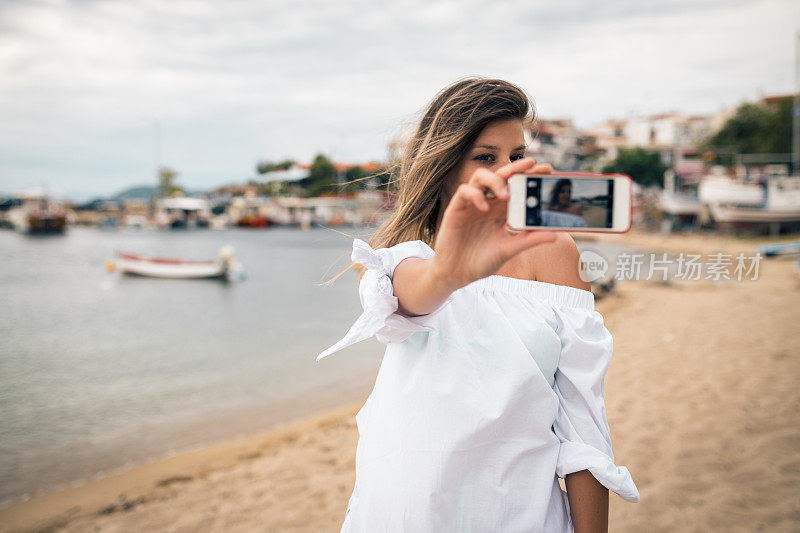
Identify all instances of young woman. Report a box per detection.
[544,178,588,228]
[317,77,639,532]
[547,179,583,216]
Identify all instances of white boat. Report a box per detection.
[659,169,702,216]
[153,197,212,229]
[661,164,800,225]
[114,245,245,281]
[659,191,702,216]
[699,175,765,206]
[702,175,800,223]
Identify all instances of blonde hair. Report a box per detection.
[320,76,534,285]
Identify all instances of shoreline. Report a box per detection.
[0,374,381,513]
[2,229,798,532]
[0,402,365,533]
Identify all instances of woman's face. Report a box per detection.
[445,118,526,199]
[558,185,572,206]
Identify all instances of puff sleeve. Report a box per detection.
[315,238,455,362]
[551,306,640,503]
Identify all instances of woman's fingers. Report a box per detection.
[455,183,490,212]
[469,168,510,200]
[465,159,554,202]
[495,157,538,181]
[451,158,559,225]
[531,163,553,174]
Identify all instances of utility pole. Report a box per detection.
[793,31,800,174]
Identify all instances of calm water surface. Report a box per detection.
[0,226,388,507]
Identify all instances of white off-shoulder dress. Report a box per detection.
[316,238,639,533]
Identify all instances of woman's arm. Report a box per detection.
[355,252,461,318]
[565,470,609,533]
[533,233,609,531]
[391,257,462,317]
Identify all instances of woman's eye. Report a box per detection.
[510,154,525,161]
[475,154,495,163]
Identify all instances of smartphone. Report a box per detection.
[507,172,632,232]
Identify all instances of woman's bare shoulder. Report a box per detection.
[520,232,591,291]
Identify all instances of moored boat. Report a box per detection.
[703,175,800,225]
[113,245,245,281]
[7,186,70,234]
[661,166,800,231]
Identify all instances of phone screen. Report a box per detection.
[525,176,615,229]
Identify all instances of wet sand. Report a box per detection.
[1,230,799,532]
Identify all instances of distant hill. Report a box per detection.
[109,185,208,201]
[111,185,159,201]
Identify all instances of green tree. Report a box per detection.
[702,99,792,158]
[342,165,367,191]
[372,169,393,190]
[256,159,295,174]
[158,167,184,197]
[602,148,667,187]
[306,154,338,196]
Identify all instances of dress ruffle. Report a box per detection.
[316,239,454,362]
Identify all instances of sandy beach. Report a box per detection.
[1,230,799,533]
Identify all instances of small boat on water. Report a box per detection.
[113,245,245,281]
[7,186,70,234]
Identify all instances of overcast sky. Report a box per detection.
[1,0,797,200]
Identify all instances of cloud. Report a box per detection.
[0,0,796,199]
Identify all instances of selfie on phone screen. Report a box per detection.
[507,173,632,231]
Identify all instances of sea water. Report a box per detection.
[0,225,385,507]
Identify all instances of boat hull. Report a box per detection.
[27,214,67,234]
[708,203,800,223]
[659,192,702,216]
[116,253,226,279]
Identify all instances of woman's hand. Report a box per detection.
[431,157,558,290]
